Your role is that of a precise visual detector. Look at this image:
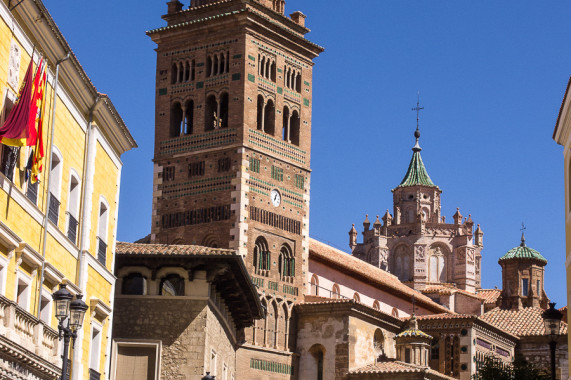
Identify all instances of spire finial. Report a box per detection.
[411,92,424,152]
[520,222,526,247]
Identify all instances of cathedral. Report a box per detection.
[110,0,568,379]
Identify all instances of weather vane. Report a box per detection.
[411,92,424,131]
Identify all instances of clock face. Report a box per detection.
[271,189,281,207]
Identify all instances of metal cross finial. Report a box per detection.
[411,92,424,131]
[520,222,526,247]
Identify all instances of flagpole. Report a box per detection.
[36,52,70,320]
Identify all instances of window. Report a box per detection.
[522,278,529,297]
[205,92,229,131]
[284,65,302,93]
[188,161,205,177]
[184,100,194,135]
[310,274,318,296]
[0,91,17,181]
[98,200,109,265]
[253,237,270,275]
[170,102,183,137]
[431,338,440,360]
[122,273,146,295]
[373,329,385,358]
[16,276,30,310]
[295,174,304,189]
[373,300,380,311]
[353,292,360,303]
[206,51,229,78]
[210,349,217,376]
[39,291,51,324]
[258,54,276,82]
[331,284,340,299]
[163,166,175,182]
[279,244,295,279]
[308,344,325,380]
[114,343,158,380]
[26,179,39,205]
[48,152,63,225]
[391,307,399,318]
[271,166,283,181]
[0,256,7,296]
[160,274,184,296]
[249,157,260,173]
[264,99,275,135]
[218,157,231,172]
[429,246,446,283]
[67,174,80,244]
[405,348,411,363]
[537,279,541,294]
[90,326,102,374]
[290,110,300,146]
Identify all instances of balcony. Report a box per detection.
[97,239,107,265]
[0,295,61,368]
[67,214,78,244]
[48,193,60,225]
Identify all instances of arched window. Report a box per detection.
[257,95,265,131]
[253,237,270,276]
[191,59,196,81]
[282,106,290,141]
[279,244,295,280]
[373,329,385,359]
[184,61,190,81]
[394,245,410,282]
[429,246,446,283]
[267,300,278,348]
[391,307,399,318]
[213,54,219,76]
[219,92,229,128]
[431,338,440,360]
[290,110,300,146]
[171,63,177,84]
[353,292,360,303]
[66,173,80,244]
[170,102,183,137]
[219,54,225,74]
[310,274,318,296]
[264,99,275,136]
[206,55,212,77]
[308,344,325,380]
[184,100,194,135]
[270,60,276,82]
[160,273,184,296]
[260,56,266,77]
[295,71,302,93]
[205,95,217,131]
[122,273,146,295]
[372,300,380,311]
[331,284,340,299]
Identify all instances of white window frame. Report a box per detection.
[97,196,110,244]
[49,146,64,202]
[39,288,52,324]
[0,254,8,296]
[110,339,162,380]
[15,270,31,311]
[66,169,81,240]
[89,323,103,372]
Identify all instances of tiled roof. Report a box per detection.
[422,284,484,300]
[477,289,502,305]
[480,307,568,337]
[116,241,235,256]
[499,239,547,264]
[398,150,436,188]
[309,239,450,314]
[348,361,455,379]
[416,313,477,321]
[396,316,432,340]
[299,298,402,323]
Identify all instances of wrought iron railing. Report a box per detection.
[97,239,107,265]
[26,181,38,204]
[67,214,78,244]
[48,193,60,225]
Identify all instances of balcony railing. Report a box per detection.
[0,295,61,368]
[97,239,107,265]
[89,368,101,380]
[48,193,60,225]
[67,213,78,244]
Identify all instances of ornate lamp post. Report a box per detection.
[201,372,216,380]
[542,302,563,380]
[52,283,88,380]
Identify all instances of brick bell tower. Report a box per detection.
[147,0,323,378]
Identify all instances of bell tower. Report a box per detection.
[147,1,323,378]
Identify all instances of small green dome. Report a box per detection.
[395,315,432,340]
[499,234,547,265]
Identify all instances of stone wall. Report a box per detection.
[518,336,568,380]
[113,297,237,380]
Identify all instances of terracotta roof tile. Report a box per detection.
[309,239,450,314]
[348,361,455,379]
[299,298,402,321]
[477,289,502,305]
[116,241,235,256]
[479,307,568,337]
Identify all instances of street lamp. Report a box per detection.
[542,302,563,380]
[201,372,216,380]
[52,283,88,380]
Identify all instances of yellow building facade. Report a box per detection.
[0,0,136,379]
[553,75,571,377]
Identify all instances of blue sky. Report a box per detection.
[43,1,571,306]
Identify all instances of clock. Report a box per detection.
[270,189,281,207]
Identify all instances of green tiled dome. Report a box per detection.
[399,150,436,188]
[499,236,547,265]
